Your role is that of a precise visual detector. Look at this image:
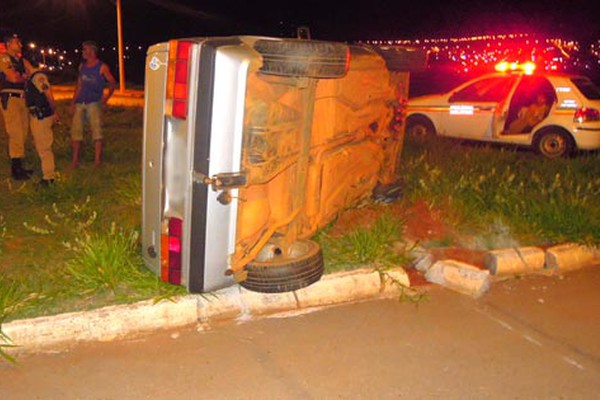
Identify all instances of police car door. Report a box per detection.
[444,76,517,139]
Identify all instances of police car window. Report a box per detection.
[571,78,600,100]
[450,77,516,103]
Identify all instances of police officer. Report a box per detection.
[25,57,57,186]
[0,33,34,180]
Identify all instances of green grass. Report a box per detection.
[0,101,185,330]
[400,136,600,246]
[316,212,410,273]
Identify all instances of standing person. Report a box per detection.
[0,33,34,180]
[70,41,116,168]
[25,59,57,186]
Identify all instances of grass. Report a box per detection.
[400,136,600,247]
[316,212,410,273]
[0,101,185,330]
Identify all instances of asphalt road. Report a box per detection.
[2,266,600,399]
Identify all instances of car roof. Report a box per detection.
[481,71,592,81]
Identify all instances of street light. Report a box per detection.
[116,0,126,93]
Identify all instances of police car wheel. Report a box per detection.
[241,240,324,293]
[534,129,574,159]
[253,39,349,79]
[406,116,435,137]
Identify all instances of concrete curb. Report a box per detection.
[546,243,600,272]
[425,260,491,298]
[484,247,546,275]
[2,268,410,355]
[3,296,199,355]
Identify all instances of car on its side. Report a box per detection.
[141,36,424,294]
[406,63,600,158]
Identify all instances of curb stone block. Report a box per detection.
[197,286,244,322]
[425,260,491,298]
[294,269,383,308]
[545,243,600,272]
[378,268,411,295]
[294,268,408,308]
[3,296,198,354]
[484,247,545,275]
[411,251,435,273]
[237,288,299,317]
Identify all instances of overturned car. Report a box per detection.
[141,36,424,293]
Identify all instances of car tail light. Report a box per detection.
[166,40,192,120]
[161,217,182,285]
[574,107,600,123]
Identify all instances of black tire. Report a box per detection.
[533,128,574,158]
[406,115,435,137]
[253,39,349,79]
[372,46,428,72]
[241,240,324,293]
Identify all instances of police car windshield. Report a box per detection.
[571,78,600,100]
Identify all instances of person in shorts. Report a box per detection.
[70,40,116,168]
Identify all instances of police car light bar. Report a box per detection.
[495,61,536,75]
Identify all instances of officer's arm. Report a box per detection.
[100,64,117,103]
[0,57,25,83]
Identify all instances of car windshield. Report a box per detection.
[571,78,600,100]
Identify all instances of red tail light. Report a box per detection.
[161,217,182,285]
[166,40,192,120]
[574,107,600,123]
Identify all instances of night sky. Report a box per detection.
[1,0,599,48]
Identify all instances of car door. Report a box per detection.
[442,76,517,139]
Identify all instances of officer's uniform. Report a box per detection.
[0,35,31,180]
[25,70,55,182]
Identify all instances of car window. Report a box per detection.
[450,77,516,103]
[511,76,557,106]
[571,78,600,100]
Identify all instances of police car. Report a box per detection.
[406,62,600,158]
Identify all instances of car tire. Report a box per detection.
[241,240,324,293]
[533,128,574,158]
[253,39,349,79]
[372,46,427,72]
[406,115,435,137]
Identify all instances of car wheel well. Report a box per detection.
[406,114,436,136]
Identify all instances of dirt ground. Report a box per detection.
[331,199,488,269]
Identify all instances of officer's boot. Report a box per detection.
[11,158,31,181]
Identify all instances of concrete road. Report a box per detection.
[2,266,600,399]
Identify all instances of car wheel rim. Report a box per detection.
[540,134,565,157]
[254,241,311,262]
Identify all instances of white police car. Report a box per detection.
[406,62,600,158]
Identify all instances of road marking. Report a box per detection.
[522,334,543,347]
[563,356,585,370]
